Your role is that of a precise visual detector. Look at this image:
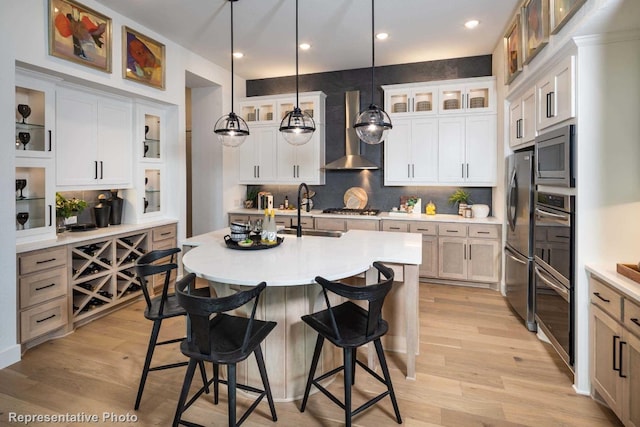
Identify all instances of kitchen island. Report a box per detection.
[182,228,421,401]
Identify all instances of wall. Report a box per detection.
[0,0,242,368]
[246,56,494,214]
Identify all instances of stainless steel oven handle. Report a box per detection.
[505,249,527,265]
[534,265,569,301]
[535,207,569,221]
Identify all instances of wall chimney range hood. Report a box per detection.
[323,91,379,170]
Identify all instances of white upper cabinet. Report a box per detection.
[384,117,438,185]
[56,86,132,188]
[438,79,496,115]
[384,86,438,116]
[509,86,537,148]
[238,99,277,124]
[276,125,326,185]
[537,55,576,131]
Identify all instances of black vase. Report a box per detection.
[108,190,123,225]
[94,202,111,228]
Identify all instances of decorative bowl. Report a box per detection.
[471,204,490,218]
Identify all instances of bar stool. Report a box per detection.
[300,261,402,426]
[134,247,209,410]
[173,273,277,427]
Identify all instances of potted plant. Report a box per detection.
[448,188,472,215]
[55,192,87,232]
[244,187,259,209]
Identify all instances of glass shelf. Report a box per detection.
[16,196,45,202]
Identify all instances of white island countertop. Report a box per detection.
[182,228,422,286]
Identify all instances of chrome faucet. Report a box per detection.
[297,182,310,237]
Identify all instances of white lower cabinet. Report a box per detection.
[438,223,500,283]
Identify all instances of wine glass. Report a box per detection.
[143,142,149,157]
[17,104,31,124]
[18,132,30,150]
[144,197,149,213]
[16,179,27,199]
[145,125,150,137]
[16,212,29,230]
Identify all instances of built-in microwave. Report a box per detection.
[535,124,575,187]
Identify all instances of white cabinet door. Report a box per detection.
[56,89,98,186]
[465,115,496,185]
[15,70,57,158]
[437,117,465,184]
[438,81,495,115]
[97,99,132,186]
[384,119,413,184]
[537,55,575,130]
[384,118,438,185]
[386,87,437,116]
[276,125,324,184]
[509,98,523,147]
[238,126,277,183]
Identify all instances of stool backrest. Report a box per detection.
[175,273,267,356]
[135,247,180,314]
[314,261,394,339]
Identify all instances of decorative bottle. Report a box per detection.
[261,209,270,242]
[268,209,277,243]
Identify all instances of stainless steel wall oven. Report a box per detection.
[533,191,575,367]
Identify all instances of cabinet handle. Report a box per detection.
[48,130,52,151]
[477,231,490,234]
[297,165,300,178]
[469,245,472,260]
[412,164,415,178]
[461,163,464,178]
[631,318,640,328]
[446,230,459,233]
[613,335,621,372]
[36,314,56,323]
[517,119,522,139]
[389,226,401,230]
[35,283,56,291]
[619,339,627,378]
[257,165,260,178]
[94,161,98,179]
[593,292,610,303]
[293,165,296,178]
[549,91,556,117]
[408,164,411,178]
[160,232,171,236]
[36,258,57,265]
[464,243,467,260]
[48,205,52,226]
[466,163,469,178]
[100,161,104,179]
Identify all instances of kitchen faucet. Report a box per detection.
[297,182,310,237]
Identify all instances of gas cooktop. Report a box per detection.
[321,208,380,216]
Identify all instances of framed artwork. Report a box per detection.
[49,0,112,72]
[504,14,523,85]
[551,0,587,34]
[123,26,166,90]
[523,0,549,64]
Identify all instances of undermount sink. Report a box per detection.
[278,228,344,238]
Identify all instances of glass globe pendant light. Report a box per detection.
[354,0,392,145]
[279,0,315,146]
[214,0,249,147]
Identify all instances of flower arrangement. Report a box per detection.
[56,192,87,219]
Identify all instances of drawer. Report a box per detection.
[438,223,467,237]
[273,216,292,228]
[624,298,640,337]
[19,247,67,275]
[153,224,176,242]
[590,277,622,320]
[409,222,437,235]
[19,266,67,309]
[20,297,68,343]
[315,217,346,232]
[346,219,379,231]
[152,237,177,251]
[468,224,499,239]
[381,220,410,232]
[291,217,314,229]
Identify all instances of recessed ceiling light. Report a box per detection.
[464,20,480,29]
[299,43,311,50]
[375,32,389,40]
[232,52,243,58]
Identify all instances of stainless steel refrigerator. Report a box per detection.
[505,148,536,331]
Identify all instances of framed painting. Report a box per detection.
[523,0,549,65]
[551,0,587,34]
[123,26,166,90]
[504,14,523,85]
[49,0,112,72]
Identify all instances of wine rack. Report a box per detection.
[71,231,148,322]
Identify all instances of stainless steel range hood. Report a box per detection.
[323,91,379,170]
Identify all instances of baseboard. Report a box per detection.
[0,344,21,369]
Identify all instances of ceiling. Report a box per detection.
[96,0,520,80]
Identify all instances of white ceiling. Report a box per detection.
[96,0,520,80]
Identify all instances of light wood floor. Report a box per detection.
[0,283,622,427]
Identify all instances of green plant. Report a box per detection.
[246,186,259,203]
[448,188,472,205]
[56,193,87,218]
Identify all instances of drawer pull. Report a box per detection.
[593,292,610,303]
[446,230,459,233]
[36,314,56,323]
[36,258,57,265]
[160,232,172,236]
[631,318,640,328]
[477,231,490,234]
[35,283,56,291]
[390,227,400,230]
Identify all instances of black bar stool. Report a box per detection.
[134,247,209,410]
[300,261,402,426]
[173,273,277,427]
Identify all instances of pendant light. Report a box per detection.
[214,0,249,147]
[354,0,392,145]
[279,0,315,146]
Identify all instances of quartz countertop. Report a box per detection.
[182,228,422,286]
[228,208,500,224]
[585,264,640,302]
[17,219,178,254]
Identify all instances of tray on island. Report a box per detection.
[224,234,283,250]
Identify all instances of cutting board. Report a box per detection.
[343,187,368,209]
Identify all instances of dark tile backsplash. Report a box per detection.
[245,55,494,215]
[57,189,121,224]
